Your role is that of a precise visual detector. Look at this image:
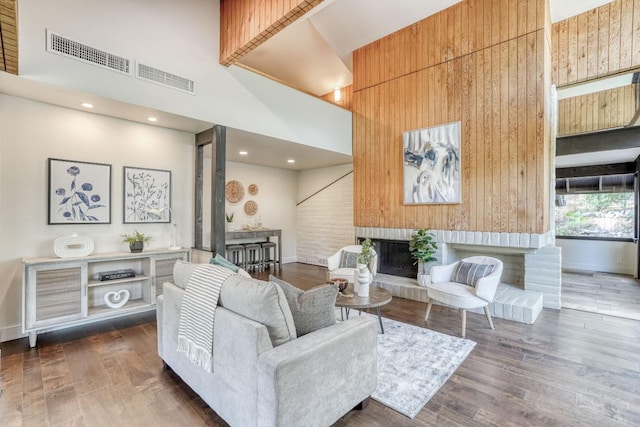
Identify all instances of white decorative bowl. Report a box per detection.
[54,233,95,258]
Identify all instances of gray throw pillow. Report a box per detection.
[269,275,338,336]
[451,261,494,288]
[339,251,359,268]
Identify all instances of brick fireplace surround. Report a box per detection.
[356,227,562,324]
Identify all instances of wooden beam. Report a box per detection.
[211,125,227,255]
[219,0,323,66]
[556,126,640,155]
[0,0,18,74]
[193,127,226,253]
[556,162,636,178]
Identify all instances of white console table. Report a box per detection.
[22,248,189,347]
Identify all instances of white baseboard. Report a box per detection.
[562,261,634,276]
[1,324,25,343]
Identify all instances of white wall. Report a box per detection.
[556,238,637,276]
[18,0,352,155]
[297,163,352,201]
[0,95,194,341]
[225,161,298,263]
[297,166,355,266]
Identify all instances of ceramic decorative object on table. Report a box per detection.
[356,264,371,297]
[103,289,130,308]
[53,233,95,258]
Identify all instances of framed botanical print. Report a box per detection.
[48,158,111,224]
[123,166,172,223]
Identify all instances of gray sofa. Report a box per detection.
[157,262,377,427]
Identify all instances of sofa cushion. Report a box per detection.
[220,275,297,346]
[451,261,494,288]
[339,251,359,268]
[173,260,249,290]
[269,276,338,336]
[173,260,198,289]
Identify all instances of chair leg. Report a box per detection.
[484,306,495,330]
[461,310,466,338]
[424,298,433,323]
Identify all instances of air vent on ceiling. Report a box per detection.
[46,30,131,75]
[136,63,196,94]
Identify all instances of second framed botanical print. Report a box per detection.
[123,166,172,223]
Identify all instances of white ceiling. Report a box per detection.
[240,0,615,96]
[2,0,628,170]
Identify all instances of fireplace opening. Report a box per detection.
[360,238,417,278]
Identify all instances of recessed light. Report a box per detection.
[148,117,158,122]
[81,102,94,108]
[239,151,248,155]
[287,159,295,163]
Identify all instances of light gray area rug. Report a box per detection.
[369,313,476,418]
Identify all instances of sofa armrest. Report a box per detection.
[430,261,459,283]
[257,316,377,427]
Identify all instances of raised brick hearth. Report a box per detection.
[357,227,561,324]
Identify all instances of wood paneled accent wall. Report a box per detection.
[352,0,552,234]
[558,84,637,136]
[551,0,640,87]
[219,0,322,66]
[0,0,18,74]
[320,85,353,111]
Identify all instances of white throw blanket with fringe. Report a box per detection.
[177,264,234,373]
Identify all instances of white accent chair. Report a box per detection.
[424,256,503,338]
[327,245,378,284]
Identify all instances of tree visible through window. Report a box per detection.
[555,193,634,239]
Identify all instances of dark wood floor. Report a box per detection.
[2,263,640,426]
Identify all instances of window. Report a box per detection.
[555,192,634,239]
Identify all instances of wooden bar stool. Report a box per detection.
[244,243,262,272]
[225,244,245,269]
[261,241,277,271]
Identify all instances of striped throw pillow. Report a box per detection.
[451,261,494,287]
[339,251,359,268]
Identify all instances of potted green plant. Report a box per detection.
[225,211,235,231]
[408,229,438,286]
[357,237,373,265]
[121,230,152,253]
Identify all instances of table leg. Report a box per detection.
[345,308,350,319]
[376,307,384,334]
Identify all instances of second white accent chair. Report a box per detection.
[424,256,503,338]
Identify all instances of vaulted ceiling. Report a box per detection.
[1,0,630,170]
